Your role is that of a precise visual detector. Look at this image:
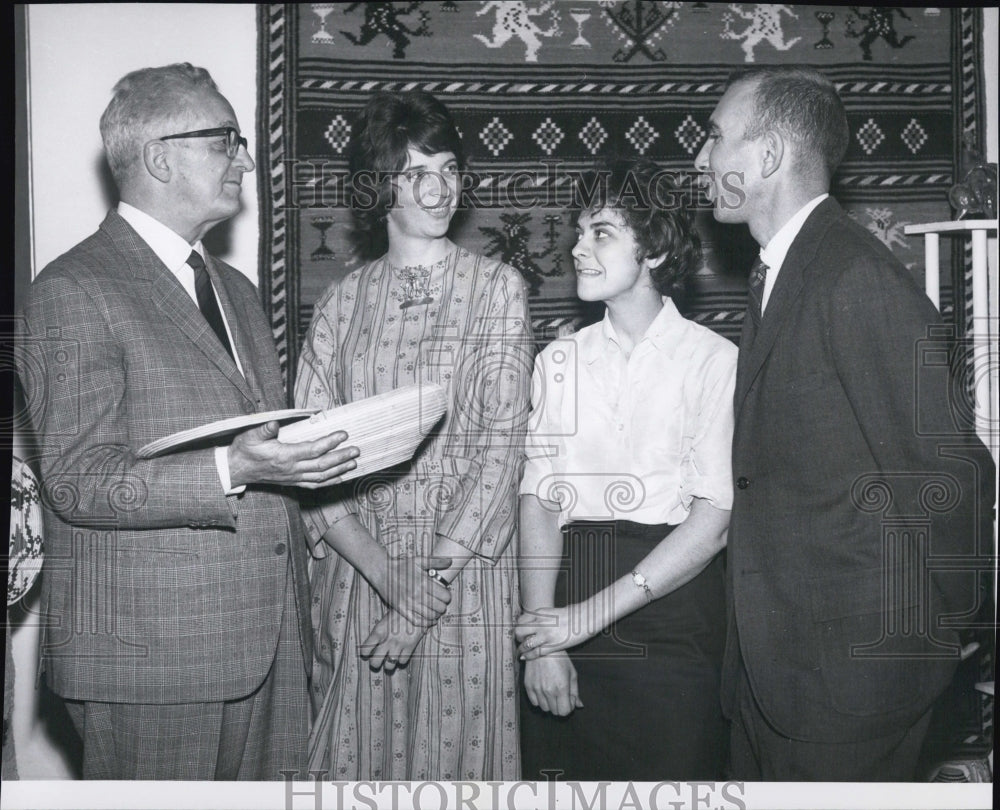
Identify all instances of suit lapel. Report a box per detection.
[734,198,840,414]
[100,212,256,404]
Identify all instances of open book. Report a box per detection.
[137,384,448,482]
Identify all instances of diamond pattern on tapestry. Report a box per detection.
[324,114,351,153]
[901,119,929,155]
[674,115,705,155]
[856,118,885,155]
[578,117,609,155]
[532,118,565,156]
[480,116,514,157]
[626,116,658,155]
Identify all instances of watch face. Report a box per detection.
[633,572,647,586]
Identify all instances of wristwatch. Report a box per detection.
[631,570,653,603]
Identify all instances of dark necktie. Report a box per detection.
[187,250,234,360]
[747,257,769,327]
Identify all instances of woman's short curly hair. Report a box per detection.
[574,157,701,299]
[347,90,464,259]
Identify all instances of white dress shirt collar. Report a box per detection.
[592,297,686,362]
[118,202,206,276]
[758,193,828,311]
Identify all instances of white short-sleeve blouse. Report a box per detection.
[520,298,737,527]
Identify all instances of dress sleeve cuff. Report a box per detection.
[680,473,734,512]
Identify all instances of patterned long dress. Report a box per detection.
[294,246,531,780]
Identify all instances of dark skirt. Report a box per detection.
[520,520,727,781]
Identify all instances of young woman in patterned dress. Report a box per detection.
[295,90,530,780]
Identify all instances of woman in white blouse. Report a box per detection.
[516,158,737,780]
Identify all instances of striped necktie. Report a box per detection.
[187,250,234,360]
[747,257,769,327]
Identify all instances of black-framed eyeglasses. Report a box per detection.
[158,127,248,159]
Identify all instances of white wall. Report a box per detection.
[27,3,259,281]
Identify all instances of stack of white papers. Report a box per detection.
[278,383,448,481]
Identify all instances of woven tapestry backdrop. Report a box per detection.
[256,3,985,390]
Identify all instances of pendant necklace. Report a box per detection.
[390,255,447,309]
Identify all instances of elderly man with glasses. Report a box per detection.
[17,63,360,780]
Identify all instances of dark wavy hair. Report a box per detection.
[347,90,465,259]
[574,157,701,299]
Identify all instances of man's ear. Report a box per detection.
[143,141,171,183]
[760,129,784,179]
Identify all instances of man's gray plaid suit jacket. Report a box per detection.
[18,210,313,705]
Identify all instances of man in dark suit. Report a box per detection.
[17,63,360,780]
[694,66,994,780]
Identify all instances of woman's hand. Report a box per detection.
[515,605,597,660]
[376,554,453,627]
[359,610,427,672]
[523,651,583,716]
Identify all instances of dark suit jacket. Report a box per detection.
[17,211,312,704]
[723,198,994,743]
